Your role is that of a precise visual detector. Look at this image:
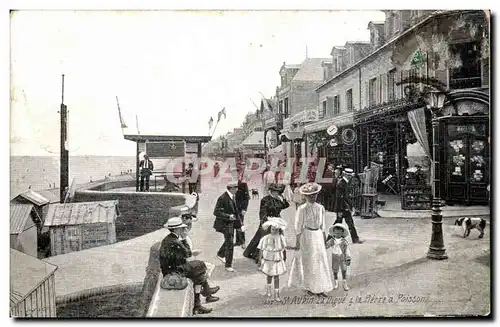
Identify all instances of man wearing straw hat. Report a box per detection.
[334,168,363,244]
[159,217,220,315]
[213,180,242,272]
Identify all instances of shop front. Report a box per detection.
[353,97,437,210]
[304,112,356,170]
[437,89,490,205]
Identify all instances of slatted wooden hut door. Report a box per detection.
[64,225,82,253]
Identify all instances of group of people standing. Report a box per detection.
[157,163,364,315]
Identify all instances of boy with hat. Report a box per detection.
[334,168,363,244]
[325,223,352,291]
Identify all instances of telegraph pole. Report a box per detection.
[60,74,69,203]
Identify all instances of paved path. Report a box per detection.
[191,184,490,317]
[46,181,490,317]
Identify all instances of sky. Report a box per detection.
[10,10,385,156]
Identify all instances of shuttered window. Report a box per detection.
[320,100,327,119]
[388,69,396,101]
[333,95,340,114]
[346,89,353,111]
[326,96,334,116]
[369,78,377,106]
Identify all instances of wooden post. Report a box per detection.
[60,74,69,203]
[136,142,140,191]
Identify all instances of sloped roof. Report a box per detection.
[36,189,61,204]
[292,58,332,82]
[241,131,264,148]
[10,249,57,306]
[10,204,35,234]
[17,190,50,206]
[44,200,119,227]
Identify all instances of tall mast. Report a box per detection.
[60,74,69,202]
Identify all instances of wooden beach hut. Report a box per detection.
[10,204,39,257]
[44,200,119,256]
[10,249,58,317]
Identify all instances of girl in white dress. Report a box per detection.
[288,182,333,296]
[257,217,288,302]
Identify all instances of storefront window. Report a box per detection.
[470,140,486,182]
[448,139,467,182]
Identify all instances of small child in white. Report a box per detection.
[257,217,288,302]
[325,223,352,291]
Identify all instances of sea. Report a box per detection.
[10,156,136,197]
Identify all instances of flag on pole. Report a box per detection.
[209,116,214,130]
[116,96,128,128]
[217,107,226,123]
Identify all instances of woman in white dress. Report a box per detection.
[288,182,333,296]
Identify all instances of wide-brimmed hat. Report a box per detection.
[343,168,354,176]
[262,217,288,230]
[299,182,322,195]
[268,183,285,193]
[328,223,350,238]
[164,217,188,229]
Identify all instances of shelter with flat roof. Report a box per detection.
[123,134,212,193]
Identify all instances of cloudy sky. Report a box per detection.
[10,10,385,156]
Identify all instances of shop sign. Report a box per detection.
[341,128,357,145]
[326,124,338,136]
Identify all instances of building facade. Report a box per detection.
[309,10,489,206]
[278,58,331,161]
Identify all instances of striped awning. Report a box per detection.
[304,112,354,134]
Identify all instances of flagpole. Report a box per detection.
[136,114,140,134]
[210,120,220,138]
[249,98,260,110]
[116,96,125,136]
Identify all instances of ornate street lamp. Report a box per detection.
[423,89,448,260]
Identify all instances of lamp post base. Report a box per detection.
[427,207,448,260]
[427,248,448,260]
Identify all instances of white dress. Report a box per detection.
[257,234,287,276]
[288,202,333,293]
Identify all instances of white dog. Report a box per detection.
[454,217,487,239]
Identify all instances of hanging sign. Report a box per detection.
[342,128,357,145]
[326,124,338,136]
[411,49,425,69]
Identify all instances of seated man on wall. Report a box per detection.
[179,206,218,291]
[159,217,220,315]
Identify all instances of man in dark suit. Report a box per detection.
[139,154,154,191]
[234,178,250,249]
[213,181,242,272]
[185,163,198,194]
[159,217,220,315]
[334,168,363,244]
